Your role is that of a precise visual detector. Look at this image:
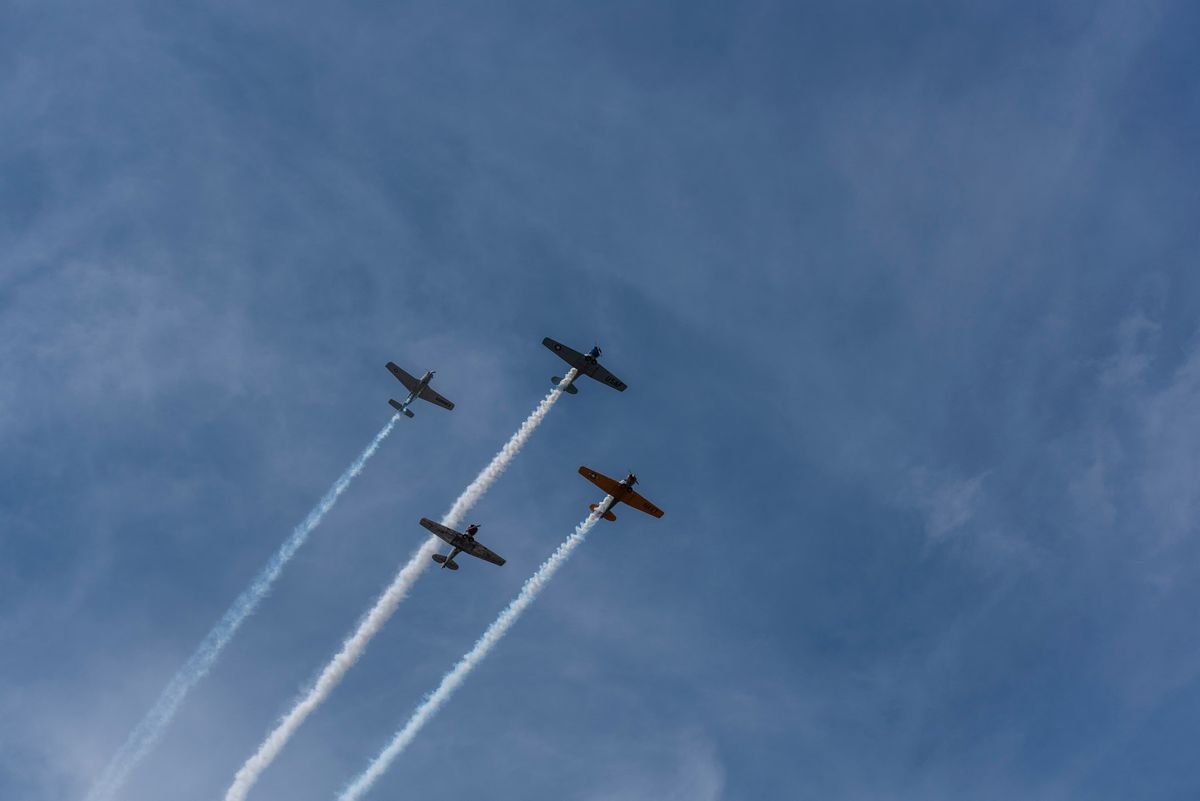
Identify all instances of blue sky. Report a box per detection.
[3,1,1200,799]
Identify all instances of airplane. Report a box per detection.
[418,518,506,571]
[386,362,455,418]
[578,466,664,521]
[542,337,628,395]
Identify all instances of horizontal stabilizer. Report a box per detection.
[445,559,459,571]
[432,553,446,564]
[389,399,416,419]
[589,503,617,522]
[552,377,579,395]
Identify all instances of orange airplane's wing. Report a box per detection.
[620,489,664,518]
[578,466,623,496]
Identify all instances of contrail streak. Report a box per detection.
[85,414,402,801]
[337,502,609,801]
[224,370,577,801]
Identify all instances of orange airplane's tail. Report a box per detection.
[589,503,617,522]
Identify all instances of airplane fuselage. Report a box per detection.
[437,524,479,568]
[561,355,595,389]
[555,347,601,390]
[578,348,601,375]
[597,474,636,516]
[440,546,461,568]
[394,371,434,414]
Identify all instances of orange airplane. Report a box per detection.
[578,466,664,522]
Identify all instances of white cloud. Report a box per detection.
[1099,313,1160,388]
[907,469,988,542]
[580,734,724,801]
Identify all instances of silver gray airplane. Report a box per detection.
[386,362,455,418]
[418,518,506,571]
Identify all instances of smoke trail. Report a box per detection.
[225,370,577,801]
[85,415,402,801]
[338,502,609,801]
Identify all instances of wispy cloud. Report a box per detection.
[85,414,401,801]
[908,469,989,543]
[580,734,725,801]
[224,372,576,801]
[338,501,609,801]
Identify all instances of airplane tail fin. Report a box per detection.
[589,503,617,522]
[445,559,459,570]
[403,409,414,418]
[552,377,579,395]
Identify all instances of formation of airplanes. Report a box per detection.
[386,336,662,571]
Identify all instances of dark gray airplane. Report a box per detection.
[386,362,455,418]
[419,518,506,571]
[542,337,627,395]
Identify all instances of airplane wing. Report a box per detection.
[619,489,665,518]
[543,337,587,368]
[417,385,455,410]
[460,539,506,566]
[386,362,421,393]
[578,466,623,496]
[419,518,461,546]
[584,362,627,392]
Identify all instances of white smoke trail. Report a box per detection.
[338,502,609,801]
[85,414,402,801]
[224,370,577,801]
